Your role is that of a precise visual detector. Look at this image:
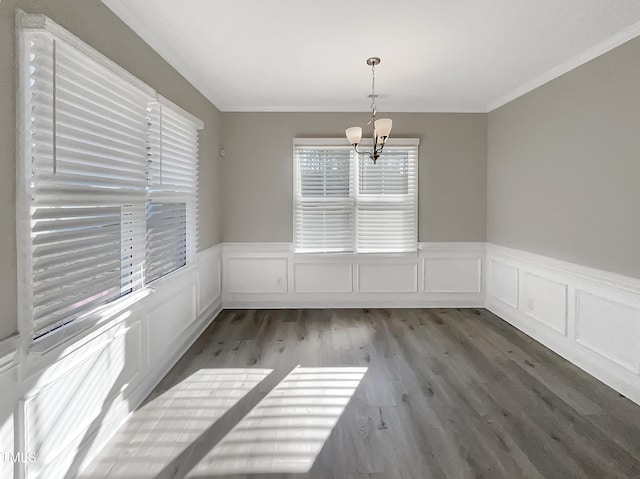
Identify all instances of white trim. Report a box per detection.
[15,10,35,364]
[28,289,154,357]
[223,297,483,310]
[293,137,420,147]
[486,244,640,295]
[222,241,485,256]
[487,19,640,111]
[485,243,640,406]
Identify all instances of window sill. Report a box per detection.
[293,250,419,258]
[28,261,200,357]
[145,262,198,290]
[29,288,154,357]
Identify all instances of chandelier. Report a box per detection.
[345,57,392,164]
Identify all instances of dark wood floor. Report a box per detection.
[83,308,640,479]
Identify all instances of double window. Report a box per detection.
[294,139,419,253]
[20,20,202,339]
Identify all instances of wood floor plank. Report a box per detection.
[82,308,640,479]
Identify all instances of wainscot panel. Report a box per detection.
[424,257,482,293]
[486,243,640,406]
[226,257,288,294]
[358,263,418,293]
[488,259,519,308]
[222,242,485,308]
[294,263,353,294]
[148,284,197,363]
[198,247,222,315]
[576,290,640,374]
[519,271,568,335]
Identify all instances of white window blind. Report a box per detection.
[293,139,418,254]
[146,100,201,283]
[294,144,354,252]
[19,16,203,340]
[357,145,418,252]
[24,30,151,338]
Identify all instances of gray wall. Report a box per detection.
[0,0,223,340]
[487,36,640,279]
[222,112,487,243]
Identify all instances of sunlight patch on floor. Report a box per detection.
[79,368,272,478]
[188,366,368,476]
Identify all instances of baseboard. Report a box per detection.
[224,296,484,309]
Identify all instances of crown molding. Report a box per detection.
[487,19,640,112]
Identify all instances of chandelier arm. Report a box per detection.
[353,144,376,161]
[352,144,366,156]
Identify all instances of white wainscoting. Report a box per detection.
[485,243,640,406]
[0,243,222,479]
[222,242,486,308]
[2,239,640,478]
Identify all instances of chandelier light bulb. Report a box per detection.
[345,127,363,145]
[374,118,392,139]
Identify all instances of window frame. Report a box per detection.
[145,96,202,285]
[293,137,419,254]
[16,12,203,345]
[293,139,356,253]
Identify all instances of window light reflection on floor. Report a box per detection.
[187,366,368,476]
[80,368,272,478]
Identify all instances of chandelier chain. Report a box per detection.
[370,62,377,115]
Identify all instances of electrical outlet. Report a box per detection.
[527,298,535,310]
[276,277,283,287]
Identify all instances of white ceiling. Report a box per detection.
[102,0,640,112]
